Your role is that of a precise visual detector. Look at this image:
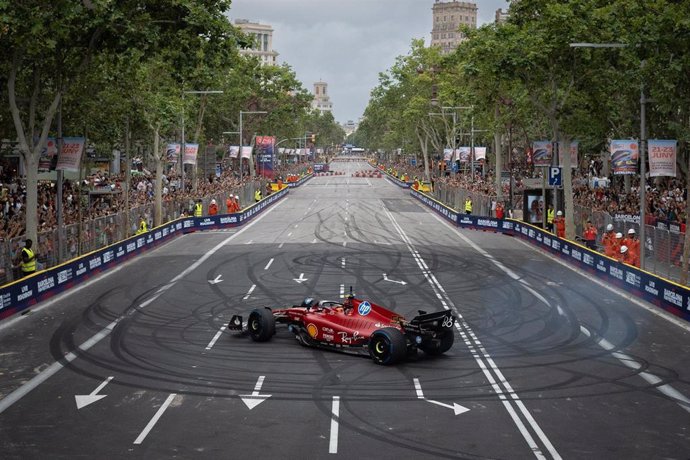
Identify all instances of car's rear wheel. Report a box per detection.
[248,308,275,342]
[420,329,454,356]
[369,327,407,365]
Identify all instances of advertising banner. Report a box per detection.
[474,147,487,161]
[648,140,677,177]
[610,139,639,175]
[182,143,199,165]
[255,136,275,179]
[166,143,180,163]
[56,137,85,172]
[228,145,240,159]
[456,147,471,163]
[240,146,252,159]
[38,137,57,172]
[557,141,579,168]
[532,141,553,167]
[443,148,453,162]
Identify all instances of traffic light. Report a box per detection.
[310,133,316,143]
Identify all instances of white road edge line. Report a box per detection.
[133,393,177,445]
[329,396,340,454]
[0,199,287,415]
[385,204,558,460]
[205,325,227,350]
[264,258,274,270]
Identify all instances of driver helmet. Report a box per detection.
[301,297,315,308]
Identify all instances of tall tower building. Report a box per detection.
[234,19,279,66]
[312,81,333,114]
[430,0,478,55]
[495,8,510,24]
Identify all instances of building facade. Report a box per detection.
[312,81,333,114]
[234,19,279,66]
[341,120,358,137]
[495,8,510,24]
[430,0,478,55]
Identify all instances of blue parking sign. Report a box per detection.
[548,167,562,186]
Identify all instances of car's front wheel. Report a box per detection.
[369,327,407,365]
[248,308,275,342]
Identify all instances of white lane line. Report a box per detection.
[413,378,425,399]
[0,200,291,416]
[287,232,292,237]
[580,326,690,414]
[264,258,274,270]
[341,257,346,269]
[339,284,345,299]
[279,242,285,249]
[385,205,558,460]
[312,239,317,244]
[205,325,226,350]
[329,396,340,454]
[244,240,253,245]
[134,393,177,445]
[342,241,347,247]
[243,284,256,300]
[294,224,299,228]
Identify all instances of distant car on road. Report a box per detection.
[228,292,456,365]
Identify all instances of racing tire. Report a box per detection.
[369,327,407,365]
[420,330,454,356]
[248,308,275,342]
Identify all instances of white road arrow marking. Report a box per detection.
[383,273,407,285]
[240,376,271,410]
[208,275,223,285]
[243,284,256,300]
[75,376,113,409]
[294,273,308,283]
[413,378,469,416]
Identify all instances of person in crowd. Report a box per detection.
[601,224,617,258]
[495,201,504,220]
[546,204,555,233]
[208,199,218,216]
[194,199,203,217]
[135,216,148,235]
[464,196,472,215]
[583,220,597,250]
[254,188,262,202]
[612,232,623,258]
[623,228,640,267]
[226,195,234,214]
[16,238,37,277]
[235,195,241,211]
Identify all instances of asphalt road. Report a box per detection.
[1,161,689,459]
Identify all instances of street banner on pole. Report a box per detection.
[532,141,552,167]
[38,137,57,172]
[648,140,677,177]
[256,136,275,179]
[610,140,639,175]
[56,137,85,172]
[456,147,471,163]
[443,148,453,162]
[228,145,239,159]
[240,146,252,159]
[166,143,180,163]
[182,143,199,165]
[474,147,487,161]
[557,141,579,168]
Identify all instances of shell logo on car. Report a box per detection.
[307,323,319,338]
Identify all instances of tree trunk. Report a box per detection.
[416,127,430,181]
[680,151,690,285]
[561,135,575,240]
[153,126,163,227]
[494,102,503,203]
[249,135,257,179]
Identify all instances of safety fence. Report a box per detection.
[0,182,301,321]
[0,179,269,286]
[411,189,690,324]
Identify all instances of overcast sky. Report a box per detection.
[228,0,509,124]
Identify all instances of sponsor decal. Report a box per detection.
[136,237,145,248]
[645,280,659,296]
[200,219,215,227]
[459,217,472,225]
[76,263,87,276]
[477,219,498,228]
[625,271,641,288]
[664,288,683,307]
[337,331,361,344]
[89,257,102,270]
[358,301,371,316]
[552,240,560,251]
[126,242,136,253]
[322,327,334,334]
[37,276,55,293]
[154,231,162,240]
[116,246,125,258]
[583,253,594,266]
[610,265,623,280]
[322,333,334,342]
[17,285,33,301]
[571,249,581,261]
[162,227,169,237]
[596,260,607,273]
[57,268,73,284]
[103,250,114,264]
[220,216,237,224]
[0,292,11,310]
[183,219,194,228]
[307,323,318,338]
[544,236,551,246]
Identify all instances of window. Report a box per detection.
[323,86,326,95]
[263,34,268,51]
[449,33,454,38]
[442,33,446,39]
[315,87,319,95]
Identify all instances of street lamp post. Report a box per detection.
[181,90,223,192]
[570,42,647,269]
[239,110,267,178]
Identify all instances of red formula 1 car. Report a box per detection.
[228,293,456,365]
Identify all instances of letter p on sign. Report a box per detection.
[549,167,562,187]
